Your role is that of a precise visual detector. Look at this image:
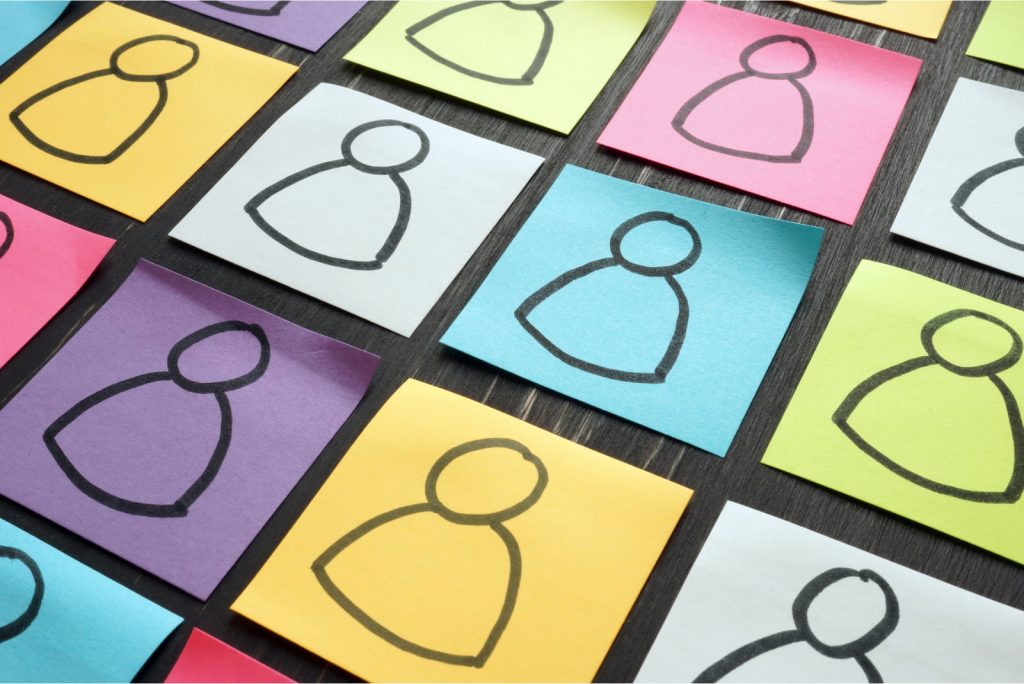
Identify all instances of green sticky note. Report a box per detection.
[345,1,655,134]
[763,260,1024,565]
[966,1,1024,71]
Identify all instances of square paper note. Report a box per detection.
[763,260,1024,566]
[892,78,1024,277]
[233,379,691,682]
[344,1,655,134]
[0,1,68,66]
[0,193,113,370]
[165,629,292,683]
[171,84,543,336]
[442,165,823,456]
[0,518,181,682]
[790,1,951,40]
[967,0,1024,71]
[0,3,296,220]
[599,1,922,224]
[638,502,1024,683]
[0,260,379,599]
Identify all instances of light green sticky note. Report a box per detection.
[966,1,1024,71]
[763,260,1024,565]
[345,1,655,134]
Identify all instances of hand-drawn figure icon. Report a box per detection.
[311,438,547,667]
[245,119,430,270]
[696,567,899,683]
[515,211,700,383]
[0,212,13,260]
[405,1,561,85]
[0,545,44,644]
[951,126,1024,251]
[834,309,1024,503]
[672,35,817,163]
[42,321,270,518]
[9,35,200,164]
[202,1,290,16]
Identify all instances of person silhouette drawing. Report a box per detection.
[515,211,700,383]
[696,567,899,683]
[0,212,13,261]
[834,309,1024,503]
[0,545,44,644]
[202,1,290,16]
[405,1,561,85]
[672,35,816,163]
[43,320,270,518]
[10,35,199,164]
[951,126,1024,251]
[311,438,548,667]
[245,119,430,270]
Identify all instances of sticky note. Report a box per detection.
[0,517,181,682]
[763,260,1024,566]
[967,1,1024,71]
[892,78,1024,278]
[0,3,296,221]
[344,1,655,134]
[171,83,543,336]
[598,1,922,224]
[233,379,691,682]
[638,502,1024,682]
[0,193,113,370]
[0,1,68,66]
[791,1,951,39]
[0,260,379,599]
[168,1,366,52]
[442,165,822,456]
[165,629,292,683]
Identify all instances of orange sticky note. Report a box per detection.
[791,1,952,40]
[165,629,292,683]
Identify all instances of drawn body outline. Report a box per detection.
[404,1,561,86]
[311,438,548,667]
[0,212,13,260]
[202,1,290,16]
[0,545,44,643]
[951,126,1024,252]
[672,35,817,163]
[42,320,270,518]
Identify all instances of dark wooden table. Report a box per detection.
[1,1,1022,681]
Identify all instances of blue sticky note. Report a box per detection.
[442,165,823,456]
[0,1,69,67]
[0,518,181,682]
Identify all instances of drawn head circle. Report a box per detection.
[425,438,548,524]
[0,211,12,259]
[167,321,270,393]
[739,35,816,79]
[609,212,701,277]
[1015,126,1024,157]
[110,35,200,82]
[340,120,429,175]
[0,546,44,643]
[791,568,899,659]
[502,0,562,9]
[920,309,1022,377]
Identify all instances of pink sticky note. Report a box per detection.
[599,1,922,224]
[165,629,293,683]
[0,194,113,369]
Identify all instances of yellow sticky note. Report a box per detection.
[0,3,296,221]
[344,1,655,134]
[763,260,1024,565]
[791,1,952,39]
[967,1,1024,71]
[234,379,691,682]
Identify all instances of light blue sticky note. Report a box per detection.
[0,518,181,682]
[0,1,69,67]
[442,165,823,456]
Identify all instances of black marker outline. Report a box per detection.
[672,35,816,164]
[245,119,430,270]
[696,567,899,683]
[311,438,547,667]
[42,321,270,518]
[201,1,290,16]
[515,211,700,383]
[9,35,200,164]
[0,212,13,260]
[951,126,1024,251]
[404,1,561,86]
[834,308,1024,503]
[0,546,44,643]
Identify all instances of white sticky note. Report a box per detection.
[171,83,543,336]
[638,502,1024,683]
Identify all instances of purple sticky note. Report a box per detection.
[170,1,366,52]
[0,260,379,599]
